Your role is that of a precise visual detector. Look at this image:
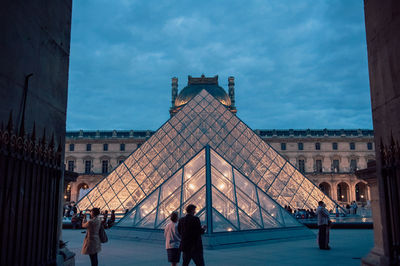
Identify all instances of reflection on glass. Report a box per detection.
[212,188,238,229]
[160,169,182,202]
[156,192,180,227]
[238,209,260,230]
[236,189,262,226]
[213,208,238,232]
[211,168,234,200]
[184,151,205,181]
[183,167,205,202]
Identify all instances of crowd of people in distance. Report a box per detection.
[287,200,367,220]
[63,202,116,229]
[344,201,359,215]
[284,205,316,219]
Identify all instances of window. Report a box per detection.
[367,142,373,150]
[69,143,74,151]
[103,143,108,151]
[298,143,304,150]
[86,144,91,151]
[102,160,108,174]
[84,160,92,174]
[67,160,74,172]
[120,143,125,151]
[281,143,286,150]
[298,159,305,173]
[332,160,340,172]
[350,159,357,172]
[315,143,320,150]
[332,142,338,150]
[350,142,355,150]
[316,160,323,173]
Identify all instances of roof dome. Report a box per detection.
[174,75,231,108]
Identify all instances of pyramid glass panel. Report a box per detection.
[116,146,303,238]
[135,209,156,228]
[235,188,262,226]
[160,169,182,202]
[183,167,206,202]
[211,186,239,229]
[136,189,159,223]
[211,167,235,200]
[156,191,181,227]
[78,90,340,218]
[212,208,238,232]
[260,209,281,228]
[238,209,261,230]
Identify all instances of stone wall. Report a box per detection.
[0,1,72,265]
[363,0,400,264]
[0,0,72,148]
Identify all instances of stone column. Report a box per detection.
[349,182,356,203]
[331,179,338,203]
[362,0,400,264]
[356,161,388,265]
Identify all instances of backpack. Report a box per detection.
[99,225,108,243]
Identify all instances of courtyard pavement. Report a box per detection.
[62,229,373,266]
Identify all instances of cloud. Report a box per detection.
[67,0,372,131]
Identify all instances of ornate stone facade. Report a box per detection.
[65,128,374,206]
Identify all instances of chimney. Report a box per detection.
[171,77,178,107]
[228,76,235,107]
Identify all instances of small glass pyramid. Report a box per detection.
[77,89,338,214]
[116,146,302,232]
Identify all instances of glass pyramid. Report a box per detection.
[116,146,302,232]
[77,89,338,214]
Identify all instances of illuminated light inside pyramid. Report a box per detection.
[77,89,339,219]
[116,147,304,232]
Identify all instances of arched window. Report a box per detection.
[319,182,331,197]
[355,182,368,202]
[337,182,349,202]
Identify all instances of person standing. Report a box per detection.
[71,212,79,229]
[164,212,181,266]
[108,210,116,228]
[178,204,206,266]
[102,210,108,228]
[81,208,102,266]
[352,201,358,215]
[316,201,331,250]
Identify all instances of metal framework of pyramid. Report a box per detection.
[116,146,302,232]
[77,89,338,216]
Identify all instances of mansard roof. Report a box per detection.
[66,128,374,140]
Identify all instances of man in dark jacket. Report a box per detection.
[178,204,206,266]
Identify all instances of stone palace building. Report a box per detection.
[65,76,375,208]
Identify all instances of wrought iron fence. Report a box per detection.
[0,114,63,265]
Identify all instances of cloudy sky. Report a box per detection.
[67,0,372,131]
